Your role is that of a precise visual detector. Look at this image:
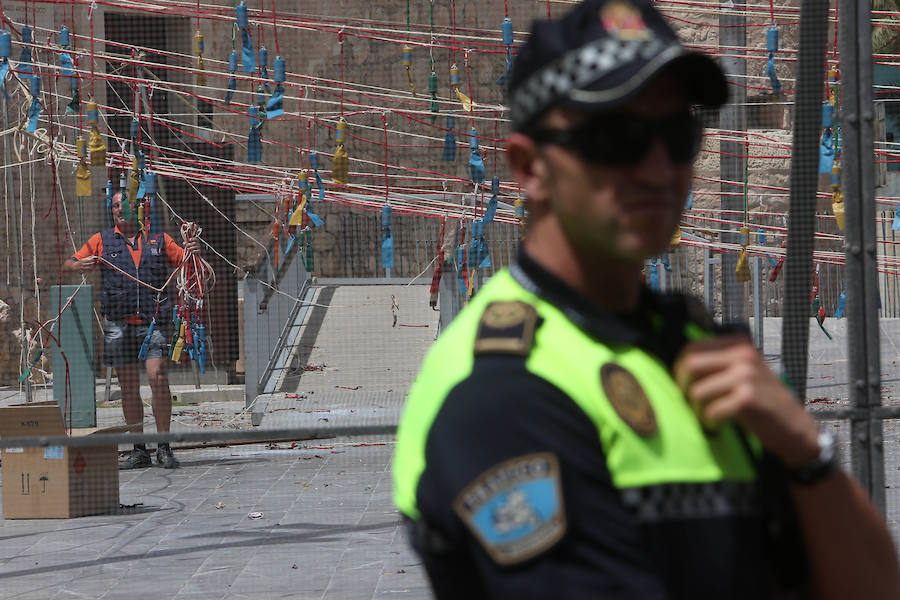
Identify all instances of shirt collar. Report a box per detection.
[113,225,139,246]
[510,247,694,366]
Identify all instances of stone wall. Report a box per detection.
[0,0,820,383]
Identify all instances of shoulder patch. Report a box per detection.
[453,452,566,566]
[474,301,538,356]
[600,363,658,436]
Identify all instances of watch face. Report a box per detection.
[817,431,837,464]
[791,430,839,485]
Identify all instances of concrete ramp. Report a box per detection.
[254,284,438,426]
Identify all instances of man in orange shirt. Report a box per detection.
[64,192,199,469]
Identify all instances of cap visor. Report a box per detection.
[561,48,729,113]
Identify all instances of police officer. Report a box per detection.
[393,1,900,598]
[64,192,198,469]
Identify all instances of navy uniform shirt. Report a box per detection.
[408,251,807,599]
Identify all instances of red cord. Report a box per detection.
[338,30,344,115]
[49,70,72,420]
[833,0,839,58]
[493,110,498,173]
[271,0,280,55]
[382,113,389,202]
[71,4,83,134]
[258,0,264,46]
[450,0,456,69]
[131,48,136,112]
[89,6,95,97]
[464,50,474,129]
[298,113,305,168]
[147,87,154,168]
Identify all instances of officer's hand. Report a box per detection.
[672,334,820,469]
[69,256,99,273]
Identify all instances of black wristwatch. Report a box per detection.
[787,430,839,485]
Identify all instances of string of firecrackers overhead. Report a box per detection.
[0,115,800,241]
[0,2,893,273]
[0,89,523,229]
[0,0,877,381]
[0,13,843,192]
[673,235,900,277]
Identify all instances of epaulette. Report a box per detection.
[473,301,539,356]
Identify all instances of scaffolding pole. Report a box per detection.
[2,88,32,402]
[839,0,886,512]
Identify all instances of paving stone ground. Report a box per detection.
[1,308,900,599]
[0,438,430,600]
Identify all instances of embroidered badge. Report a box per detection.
[453,452,566,566]
[601,1,653,41]
[600,363,658,436]
[473,301,539,356]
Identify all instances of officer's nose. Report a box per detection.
[635,137,677,185]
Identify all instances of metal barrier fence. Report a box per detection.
[323,208,900,322]
[243,237,312,404]
[659,210,900,320]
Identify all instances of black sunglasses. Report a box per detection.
[528,112,703,166]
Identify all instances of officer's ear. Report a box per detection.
[506,132,550,209]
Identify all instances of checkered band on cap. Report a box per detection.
[620,480,760,523]
[508,35,684,129]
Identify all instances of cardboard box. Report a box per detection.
[0,401,121,519]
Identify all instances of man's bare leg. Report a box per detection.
[147,357,179,467]
[117,363,151,469]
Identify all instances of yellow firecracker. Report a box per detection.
[75,161,91,197]
[332,118,350,184]
[831,163,844,230]
[735,225,752,282]
[87,100,107,167]
[194,30,207,87]
[450,64,472,112]
[670,225,681,247]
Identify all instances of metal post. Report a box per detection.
[653,259,662,292]
[783,0,828,402]
[719,0,748,325]
[2,91,31,402]
[244,275,260,406]
[438,258,462,334]
[51,285,96,427]
[752,256,764,352]
[839,0,886,512]
[703,247,717,313]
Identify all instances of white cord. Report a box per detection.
[175,222,216,310]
